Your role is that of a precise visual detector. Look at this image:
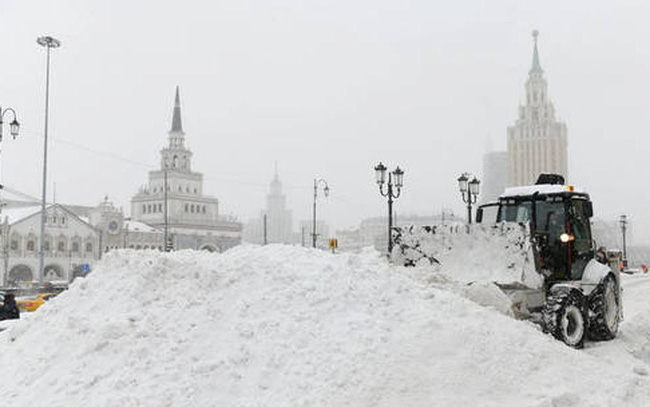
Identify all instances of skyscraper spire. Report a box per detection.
[530,30,543,74]
[171,86,183,133]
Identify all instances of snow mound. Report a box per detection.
[1,245,649,406]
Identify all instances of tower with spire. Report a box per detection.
[507,31,568,186]
[130,87,242,251]
[243,164,295,244]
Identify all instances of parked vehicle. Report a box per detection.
[17,293,58,312]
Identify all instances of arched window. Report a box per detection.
[72,242,80,252]
[173,155,178,168]
[27,240,35,251]
[85,242,93,253]
[58,241,65,252]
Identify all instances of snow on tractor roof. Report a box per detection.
[501,184,585,198]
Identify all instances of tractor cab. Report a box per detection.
[477,174,595,282]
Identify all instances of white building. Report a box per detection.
[507,31,568,187]
[244,167,294,245]
[482,151,508,203]
[1,202,99,286]
[130,87,242,251]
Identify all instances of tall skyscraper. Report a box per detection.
[508,31,568,186]
[243,165,295,245]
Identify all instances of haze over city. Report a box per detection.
[0,0,648,243]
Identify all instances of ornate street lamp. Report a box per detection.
[0,106,20,226]
[374,162,404,255]
[0,107,20,142]
[312,179,330,248]
[37,35,61,285]
[458,173,480,224]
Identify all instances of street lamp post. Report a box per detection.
[457,173,480,224]
[374,162,404,255]
[0,106,21,204]
[312,179,330,248]
[0,107,19,287]
[619,214,628,268]
[37,35,61,285]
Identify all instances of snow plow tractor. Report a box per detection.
[392,174,621,348]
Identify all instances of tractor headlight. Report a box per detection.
[560,233,575,243]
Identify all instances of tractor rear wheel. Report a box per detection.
[542,287,586,348]
[587,275,620,341]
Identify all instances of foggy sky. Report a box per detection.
[0,0,648,244]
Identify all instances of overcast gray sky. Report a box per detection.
[0,0,649,243]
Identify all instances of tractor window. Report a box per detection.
[498,201,532,223]
[534,201,565,236]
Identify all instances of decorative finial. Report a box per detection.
[530,30,543,74]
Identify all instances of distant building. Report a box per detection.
[244,166,294,245]
[299,219,329,249]
[482,151,508,203]
[340,212,461,252]
[508,31,568,187]
[130,87,242,251]
[0,201,100,286]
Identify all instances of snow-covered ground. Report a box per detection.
[1,245,650,406]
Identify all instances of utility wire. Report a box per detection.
[16,125,314,191]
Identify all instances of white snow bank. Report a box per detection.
[1,245,649,406]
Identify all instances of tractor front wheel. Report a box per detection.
[542,287,586,348]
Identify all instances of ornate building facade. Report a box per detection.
[507,31,568,186]
[130,87,242,252]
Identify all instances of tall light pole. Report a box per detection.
[37,35,61,285]
[619,214,628,268]
[312,179,330,248]
[374,162,404,255]
[457,173,480,224]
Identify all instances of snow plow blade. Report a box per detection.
[391,222,544,294]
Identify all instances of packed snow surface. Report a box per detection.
[2,245,650,406]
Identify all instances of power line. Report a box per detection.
[16,125,314,191]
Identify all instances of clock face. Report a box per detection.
[108,220,120,235]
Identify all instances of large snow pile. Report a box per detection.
[1,245,650,406]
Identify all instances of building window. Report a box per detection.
[191,204,195,213]
[58,241,66,252]
[10,240,18,251]
[72,242,80,252]
[52,216,57,224]
[27,240,35,251]
[142,205,146,213]
[194,188,198,194]
[45,241,51,251]
[158,204,162,212]
[185,204,189,213]
[61,217,66,225]
[86,243,93,253]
